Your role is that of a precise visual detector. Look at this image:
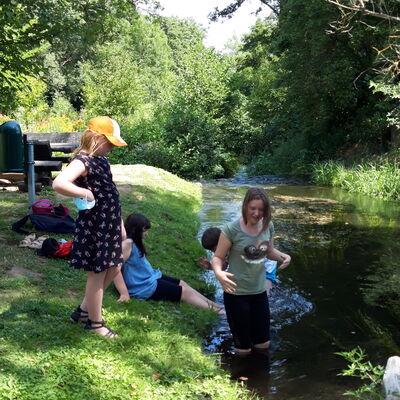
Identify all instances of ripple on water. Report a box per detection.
[203,272,314,354]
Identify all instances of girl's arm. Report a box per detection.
[211,233,236,293]
[266,237,291,270]
[115,270,130,302]
[122,238,132,261]
[115,239,133,302]
[52,159,94,200]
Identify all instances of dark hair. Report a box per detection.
[124,213,151,256]
[201,227,221,251]
[241,187,271,232]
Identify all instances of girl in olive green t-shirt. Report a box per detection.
[211,187,291,354]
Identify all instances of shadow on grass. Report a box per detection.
[0,178,222,397]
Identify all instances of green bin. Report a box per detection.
[0,121,24,172]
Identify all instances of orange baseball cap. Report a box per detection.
[88,116,127,147]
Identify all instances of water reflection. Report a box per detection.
[198,177,400,399]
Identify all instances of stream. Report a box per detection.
[198,174,400,399]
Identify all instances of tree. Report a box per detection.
[324,0,400,127]
[209,0,281,20]
[0,0,161,113]
[325,0,400,24]
[324,0,400,74]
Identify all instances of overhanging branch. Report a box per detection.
[325,0,400,24]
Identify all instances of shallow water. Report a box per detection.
[198,175,400,399]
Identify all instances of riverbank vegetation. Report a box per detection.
[0,165,256,400]
[311,157,400,201]
[1,1,399,185]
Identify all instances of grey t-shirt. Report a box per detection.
[222,219,275,295]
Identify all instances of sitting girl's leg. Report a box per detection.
[149,275,223,314]
[148,275,182,302]
[179,280,224,313]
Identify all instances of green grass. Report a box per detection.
[311,159,400,201]
[0,165,257,400]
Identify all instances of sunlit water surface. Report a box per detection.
[198,174,400,399]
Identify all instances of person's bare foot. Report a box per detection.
[208,301,226,315]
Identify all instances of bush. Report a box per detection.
[247,135,316,176]
[162,104,224,179]
[132,142,174,171]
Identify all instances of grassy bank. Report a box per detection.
[311,157,400,201]
[0,165,256,400]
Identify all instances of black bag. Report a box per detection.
[12,213,75,234]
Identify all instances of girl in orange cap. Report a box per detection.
[53,116,127,338]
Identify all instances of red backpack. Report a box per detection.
[37,238,73,258]
[54,241,73,258]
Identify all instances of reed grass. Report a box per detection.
[311,160,400,201]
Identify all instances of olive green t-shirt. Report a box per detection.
[222,219,275,295]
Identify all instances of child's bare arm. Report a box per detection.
[114,271,130,302]
[52,159,94,200]
[266,238,291,270]
[114,239,133,301]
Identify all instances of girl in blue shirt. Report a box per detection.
[114,213,224,314]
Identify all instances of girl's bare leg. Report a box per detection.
[83,271,118,337]
[103,266,120,290]
[179,281,224,314]
[80,267,119,311]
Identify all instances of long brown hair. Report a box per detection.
[124,213,151,256]
[241,187,271,232]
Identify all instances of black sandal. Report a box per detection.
[84,319,117,338]
[70,306,88,324]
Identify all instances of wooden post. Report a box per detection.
[384,356,400,400]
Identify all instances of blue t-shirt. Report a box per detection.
[265,258,277,283]
[122,241,162,300]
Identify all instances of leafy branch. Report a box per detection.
[337,347,385,399]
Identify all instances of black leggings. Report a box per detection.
[223,291,270,350]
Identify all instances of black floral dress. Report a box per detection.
[70,152,123,273]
